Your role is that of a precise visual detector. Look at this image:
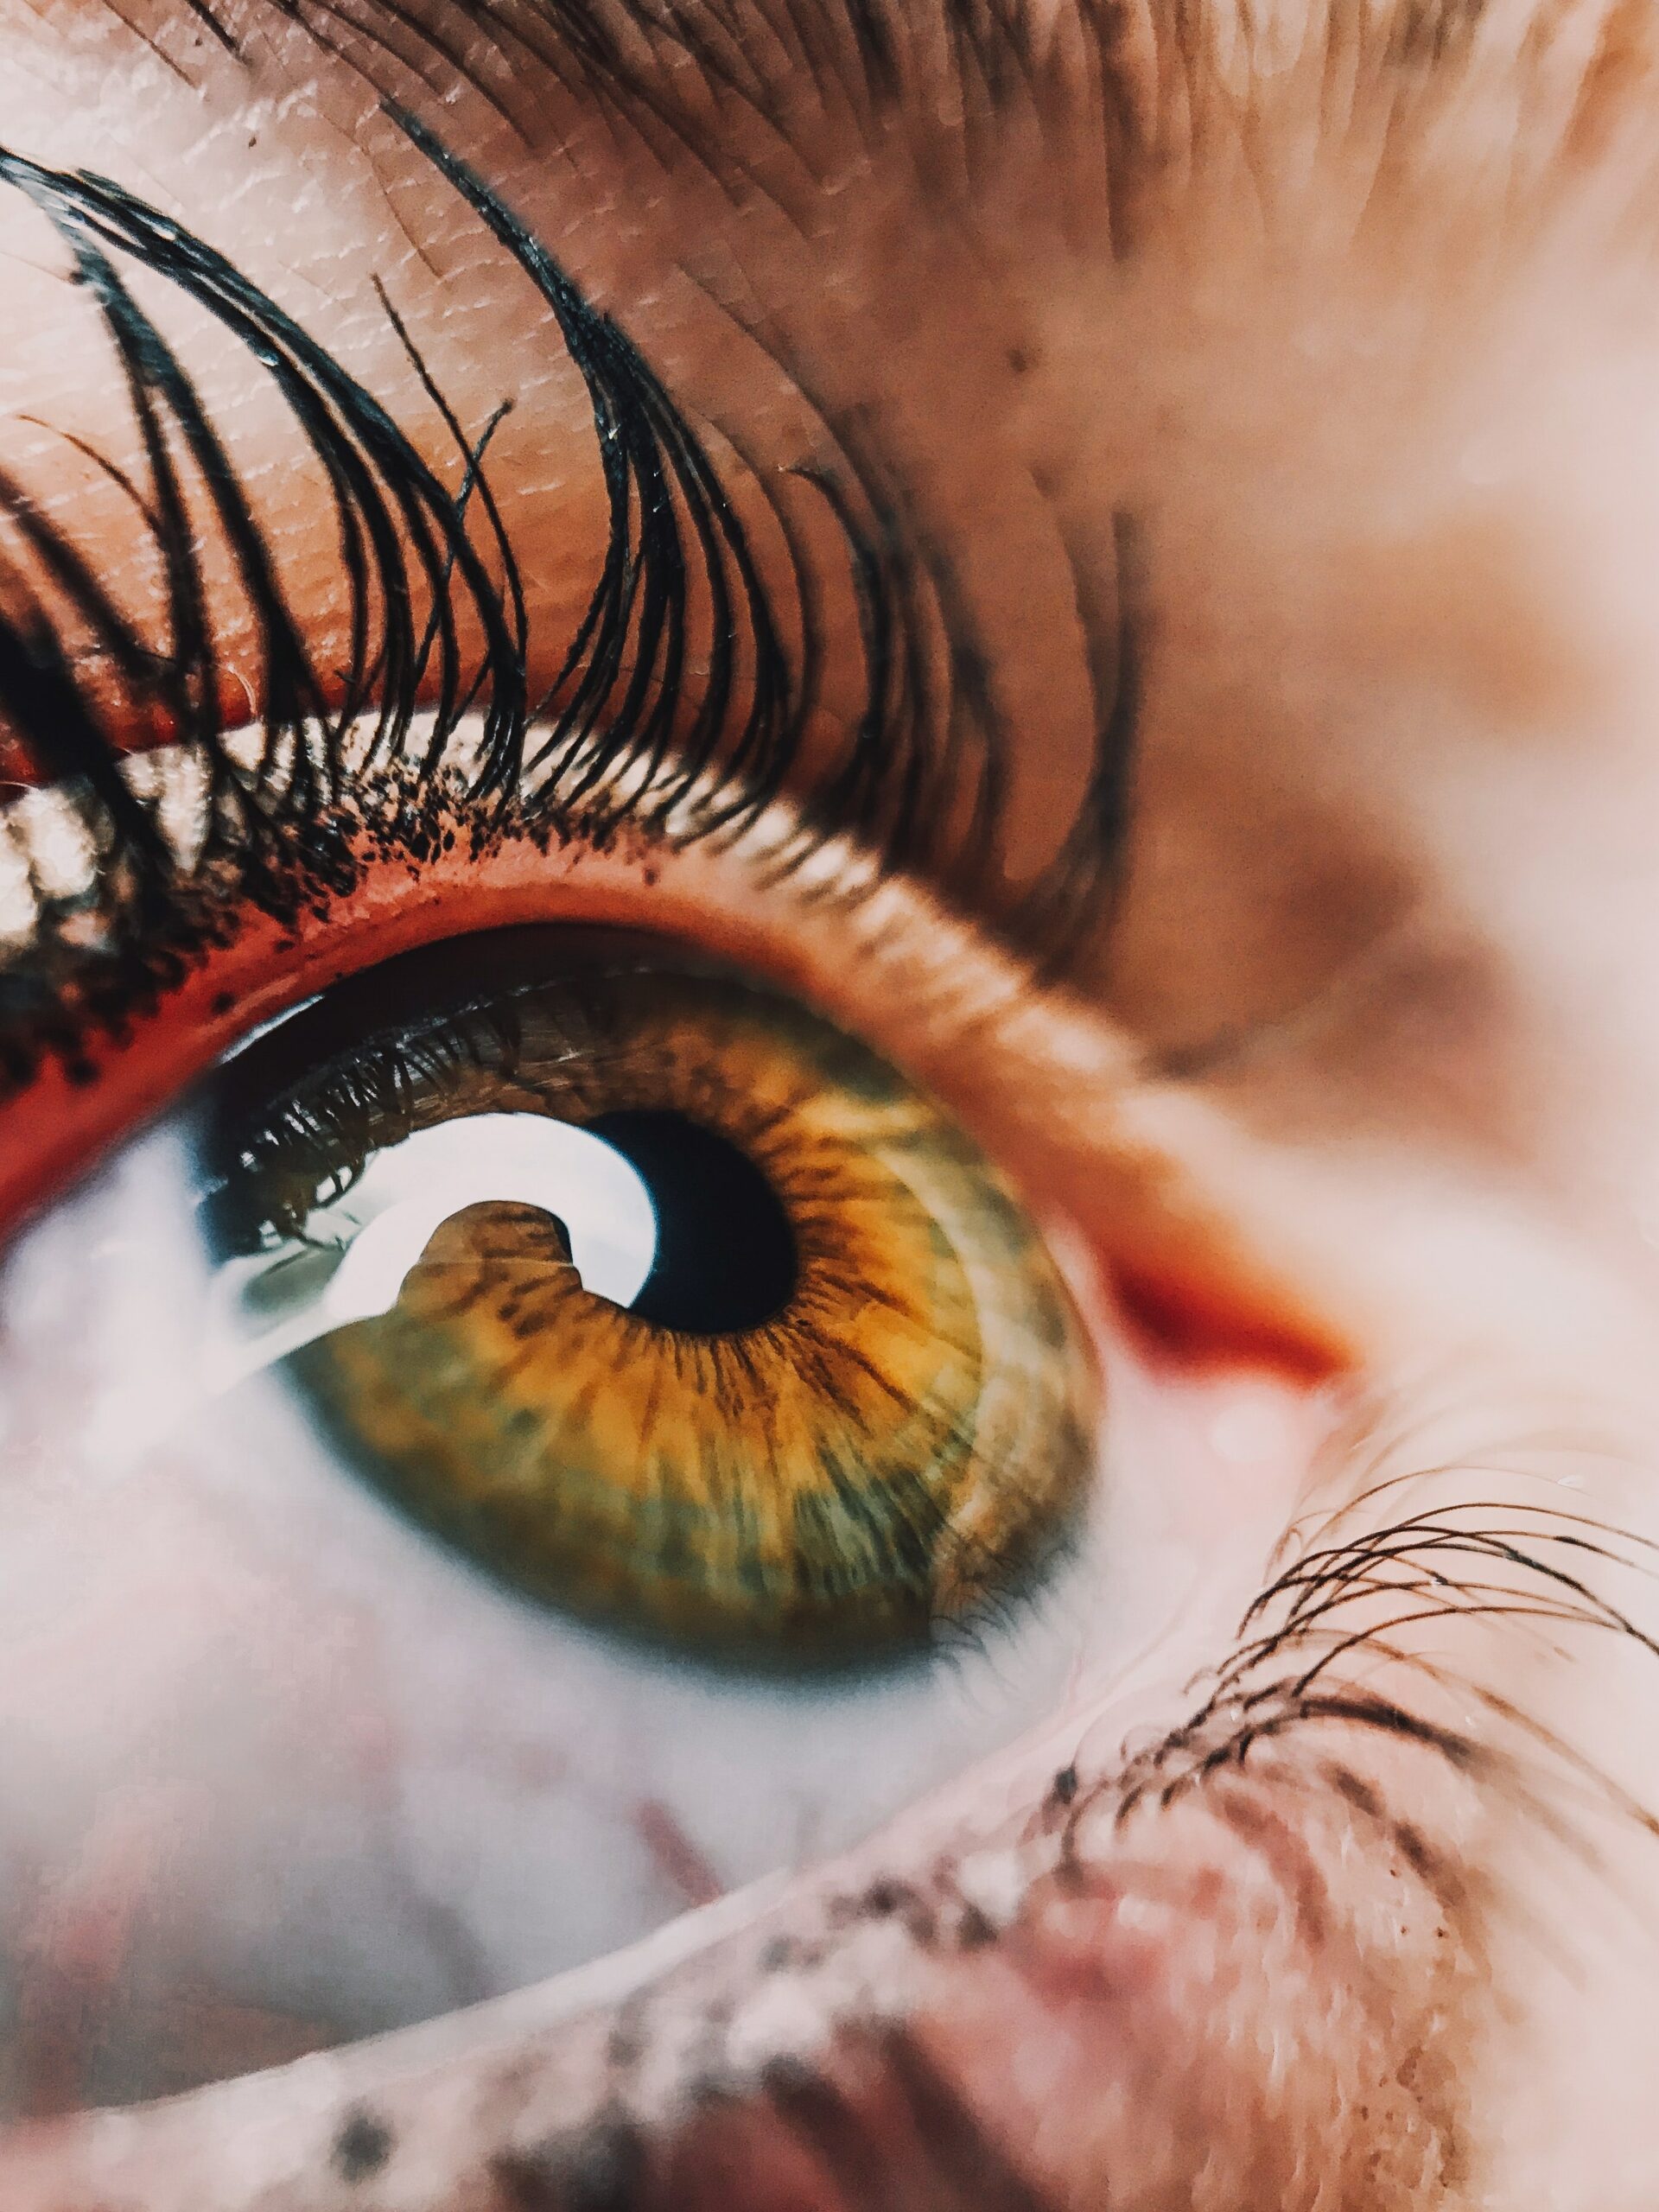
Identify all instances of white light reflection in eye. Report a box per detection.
[204,1113,659,1389]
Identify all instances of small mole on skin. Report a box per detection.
[333,2106,394,2183]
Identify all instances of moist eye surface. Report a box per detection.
[196,926,1098,1662]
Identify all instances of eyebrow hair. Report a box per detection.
[180,0,1122,156]
[200,0,1511,204]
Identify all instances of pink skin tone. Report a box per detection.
[5,2,1659,2205]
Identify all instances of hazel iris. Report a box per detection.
[198,930,1097,1660]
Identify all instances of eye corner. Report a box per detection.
[1109,1255,1351,1385]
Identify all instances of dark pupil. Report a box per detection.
[583,1109,798,1334]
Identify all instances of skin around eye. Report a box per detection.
[201,930,1096,1658]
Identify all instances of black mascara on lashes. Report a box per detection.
[0,105,1139,1087]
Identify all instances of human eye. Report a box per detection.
[7,3,1659,2208]
[0,39,1323,2162]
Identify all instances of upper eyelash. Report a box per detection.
[0,108,1141,1076]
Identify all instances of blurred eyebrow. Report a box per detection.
[131,0,1638,294]
[171,0,1117,153]
[242,0,1484,144]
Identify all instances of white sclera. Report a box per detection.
[207,1112,659,1387]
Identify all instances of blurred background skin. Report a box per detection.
[6,1,1659,2206]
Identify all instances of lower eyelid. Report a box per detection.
[0,1446,1460,2212]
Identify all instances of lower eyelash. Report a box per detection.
[1062,1402,1659,1889]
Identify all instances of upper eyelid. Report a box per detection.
[0,753,1072,1236]
[0,756,1356,1442]
[0,71,1215,1346]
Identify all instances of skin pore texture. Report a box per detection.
[7,0,1659,2206]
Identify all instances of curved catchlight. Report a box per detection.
[204,1113,658,1389]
